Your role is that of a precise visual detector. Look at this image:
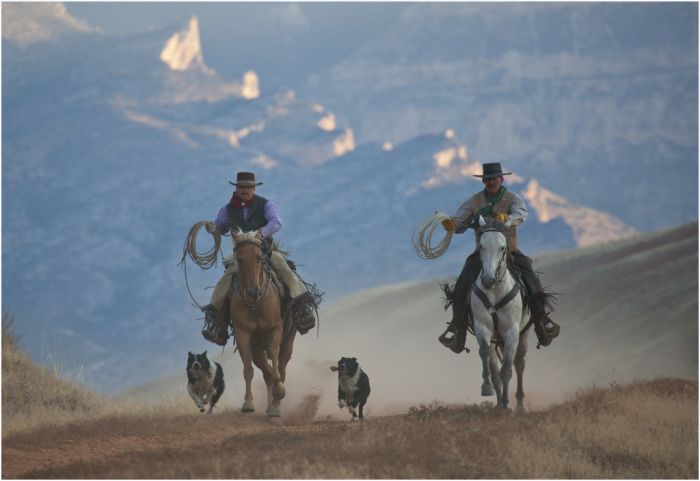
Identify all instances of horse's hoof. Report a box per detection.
[266,406,281,417]
[481,384,495,396]
[241,401,255,413]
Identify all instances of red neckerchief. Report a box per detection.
[230,192,255,209]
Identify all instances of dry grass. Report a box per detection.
[3,378,696,479]
[1,314,202,437]
[2,313,107,436]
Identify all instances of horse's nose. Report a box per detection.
[481,274,495,289]
[246,286,260,299]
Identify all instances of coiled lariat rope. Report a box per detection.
[179,221,223,309]
[412,212,454,260]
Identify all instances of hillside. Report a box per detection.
[2,224,697,478]
[1,314,106,436]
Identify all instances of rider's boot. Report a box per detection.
[438,284,468,354]
[533,316,560,348]
[439,251,480,354]
[292,293,317,335]
[512,251,560,348]
[201,304,229,346]
[439,321,467,354]
[530,293,560,348]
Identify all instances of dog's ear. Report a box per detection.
[330,366,339,372]
[203,350,207,357]
[352,357,357,361]
[188,351,193,357]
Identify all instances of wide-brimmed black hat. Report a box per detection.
[229,172,263,187]
[473,162,512,179]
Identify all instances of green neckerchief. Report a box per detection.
[477,185,507,218]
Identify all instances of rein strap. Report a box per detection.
[472,282,520,334]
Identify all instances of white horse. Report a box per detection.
[471,216,531,410]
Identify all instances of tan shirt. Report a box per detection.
[453,189,528,252]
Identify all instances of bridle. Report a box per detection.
[232,239,272,313]
[480,227,508,286]
[472,225,521,343]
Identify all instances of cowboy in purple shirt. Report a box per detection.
[201,172,317,345]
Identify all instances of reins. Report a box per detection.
[232,240,273,316]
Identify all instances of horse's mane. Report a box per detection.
[232,228,261,243]
[232,228,288,256]
[479,217,509,236]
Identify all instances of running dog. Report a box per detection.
[330,357,370,421]
[186,351,225,415]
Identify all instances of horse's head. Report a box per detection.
[232,228,265,301]
[478,216,508,289]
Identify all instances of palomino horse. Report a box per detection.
[471,216,531,410]
[230,229,296,417]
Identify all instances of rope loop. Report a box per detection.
[181,221,221,270]
[412,212,454,260]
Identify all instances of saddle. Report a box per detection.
[227,256,315,335]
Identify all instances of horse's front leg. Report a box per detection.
[235,329,256,413]
[488,345,502,405]
[514,329,529,411]
[268,324,285,402]
[251,347,277,417]
[475,329,495,397]
[273,330,296,412]
[499,327,520,409]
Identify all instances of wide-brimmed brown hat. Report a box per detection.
[229,171,263,187]
[473,162,512,179]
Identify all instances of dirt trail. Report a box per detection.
[3,409,333,478]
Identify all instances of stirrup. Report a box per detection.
[438,324,455,344]
[200,305,229,346]
[534,317,560,349]
[438,324,468,354]
[296,303,316,335]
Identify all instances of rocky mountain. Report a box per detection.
[2,3,695,393]
[309,2,699,232]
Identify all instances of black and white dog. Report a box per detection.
[186,351,225,415]
[330,357,370,421]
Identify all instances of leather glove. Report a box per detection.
[441,217,456,232]
[494,212,509,223]
[205,222,218,234]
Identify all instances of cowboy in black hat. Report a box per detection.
[200,172,319,345]
[438,162,560,353]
